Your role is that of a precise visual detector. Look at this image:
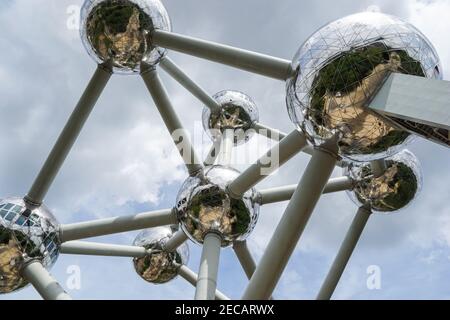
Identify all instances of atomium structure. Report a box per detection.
[1,0,449,300]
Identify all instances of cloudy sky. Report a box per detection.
[1,0,450,300]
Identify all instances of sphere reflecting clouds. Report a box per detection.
[133,227,188,284]
[344,150,422,213]
[286,12,441,161]
[0,198,60,294]
[176,166,259,247]
[202,91,259,145]
[80,0,171,74]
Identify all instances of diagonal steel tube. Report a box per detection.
[141,66,203,176]
[22,261,72,300]
[232,241,256,280]
[195,233,222,300]
[60,208,177,242]
[317,206,372,300]
[227,130,307,198]
[164,230,189,252]
[25,64,112,206]
[256,176,354,205]
[177,264,229,300]
[160,57,220,112]
[217,129,234,166]
[60,241,148,258]
[204,139,222,166]
[152,30,293,81]
[242,138,339,299]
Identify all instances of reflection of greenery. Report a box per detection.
[357,161,418,211]
[309,43,425,153]
[359,130,410,154]
[87,0,153,67]
[230,199,250,234]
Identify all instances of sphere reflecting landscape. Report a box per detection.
[202,91,259,145]
[80,0,171,74]
[0,198,60,294]
[176,166,259,247]
[344,150,422,212]
[133,227,188,284]
[286,12,442,161]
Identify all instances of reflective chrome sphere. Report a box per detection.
[133,227,189,284]
[0,198,60,294]
[176,166,259,247]
[344,150,422,213]
[80,0,171,74]
[202,91,259,145]
[287,12,442,161]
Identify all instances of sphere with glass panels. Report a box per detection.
[133,227,189,284]
[286,12,442,162]
[344,150,422,213]
[202,91,259,145]
[0,198,60,294]
[175,166,259,247]
[80,0,171,74]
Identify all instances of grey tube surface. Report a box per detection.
[153,30,293,81]
[141,67,203,176]
[164,230,189,252]
[178,265,229,300]
[242,139,338,299]
[257,176,354,205]
[160,57,220,112]
[227,130,307,198]
[60,209,177,242]
[60,241,148,258]
[195,233,222,300]
[22,261,72,300]
[233,241,256,280]
[26,64,112,205]
[317,206,371,300]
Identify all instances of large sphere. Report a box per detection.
[202,91,259,146]
[344,150,422,213]
[286,12,442,161]
[80,0,171,74]
[0,198,60,294]
[133,227,188,284]
[176,166,259,247]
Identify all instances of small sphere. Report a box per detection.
[176,166,259,247]
[286,12,442,161]
[80,0,171,74]
[133,227,189,284]
[344,150,422,213]
[202,91,259,146]
[0,198,60,294]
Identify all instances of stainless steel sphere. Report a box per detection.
[0,198,60,294]
[202,91,259,146]
[80,0,171,74]
[344,150,422,213]
[176,166,259,247]
[133,227,189,284]
[286,12,442,162]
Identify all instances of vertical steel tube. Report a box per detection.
[195,233,222,300]
[242,139,338,299]
[160,57,220,112]
[25,64,112,206]
[22,261,72,300]
[217,129,234,166]
[152,30,293,81]
[370,159,387,178]
[141,66,203,176]
[317,206,372,300]
[178,265,229,300]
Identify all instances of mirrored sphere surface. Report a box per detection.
[202,91,259,146]
[287,12,442,161]
[0,198,60,294]
[133,227,189,284]
[176,166,259,247]
[344,150,422,213]
[80,0,171,74]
